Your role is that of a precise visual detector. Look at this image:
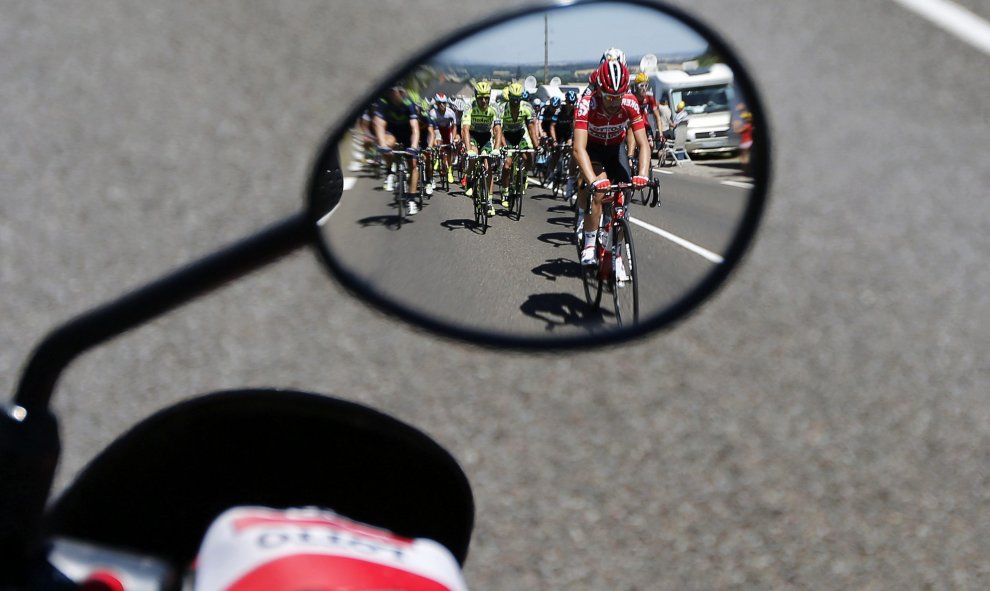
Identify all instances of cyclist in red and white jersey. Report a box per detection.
[573,58,652,267]
[429,93,460,186]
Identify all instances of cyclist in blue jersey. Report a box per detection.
[373,86,421,215]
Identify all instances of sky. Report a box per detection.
[433,3,710,65]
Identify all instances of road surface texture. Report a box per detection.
[2,1,988,588]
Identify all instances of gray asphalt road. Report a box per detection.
[2,1,989,589]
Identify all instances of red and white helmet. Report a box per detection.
[595,59,629,96]
[434,92,448,104]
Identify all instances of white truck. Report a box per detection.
[650,63,739,157]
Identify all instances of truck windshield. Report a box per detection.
[672,84,730,115]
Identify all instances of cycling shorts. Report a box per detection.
[585,142,631,184]
[556,124,573,143]
[503,129,532,150]
[437,126,455,145]
[385,128,414,152]
[467,133,494,155]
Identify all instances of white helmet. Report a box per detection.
[600,47,626,65]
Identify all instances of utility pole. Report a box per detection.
[544,14,549,85]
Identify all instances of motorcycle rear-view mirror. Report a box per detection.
[308,0,770,349]
[3,2,768,581]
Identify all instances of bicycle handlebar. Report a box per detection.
[594,179,660,193]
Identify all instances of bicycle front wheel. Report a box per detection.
[511,165,524,220]
[611,218,639,326]
[581,228,605,310]
[475,176,489,233]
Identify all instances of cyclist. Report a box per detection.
[549,90,578,198]
[573,59,652,269]
[429,93,460,186]
[538,96,559,139]
[627,71,662,166]
[373,85,421,215]
[415,95,437,197]
[497,81,537,207]
[460,80,500,216]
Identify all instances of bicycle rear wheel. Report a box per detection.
[611,218,639,326]
[395,168,406,227]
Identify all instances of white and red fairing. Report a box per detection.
[194,506,469,591]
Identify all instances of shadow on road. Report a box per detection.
[537,233,576,249]
[532,257,582,281]
[356,215,407,230]
[440,219,485,234]
[545,216,574,229]
[520,292,608,333]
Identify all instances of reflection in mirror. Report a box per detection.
[315,2,764,341]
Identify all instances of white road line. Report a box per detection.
[628,216,725,264]
[317,177,357,226]
[892,0,990,55]
[653,168,674,175]
[722,180,753,189]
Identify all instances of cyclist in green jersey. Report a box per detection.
[460,80,500,216]
[497,82,537,206]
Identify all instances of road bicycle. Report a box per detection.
[549,142,574,201]
[465,153,498,233]
[535,136,555,187]
[433,143,457,192]
[578,179,660,326]
[501,147,533,221]
[381,146,419,227]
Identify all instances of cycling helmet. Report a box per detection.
[565,90,577,103]
[600,47,626,65]
[550,96,561,107]
[507,82,525,101]
[595,59,629,96]
[532,98,543,108]
[520,90,531,102]
[474,80,492,96]
[434,93,448,104]
[634,72,649,85]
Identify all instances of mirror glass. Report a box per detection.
[311,1,766,345]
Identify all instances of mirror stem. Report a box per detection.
[12,212,313,415]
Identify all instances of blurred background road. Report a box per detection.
[2,1,988,588]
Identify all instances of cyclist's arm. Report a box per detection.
[409,119,420,151]
[550,122,557,143]
[571,128,598,185]
[633,126,651,178]
[373,115,387,147]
